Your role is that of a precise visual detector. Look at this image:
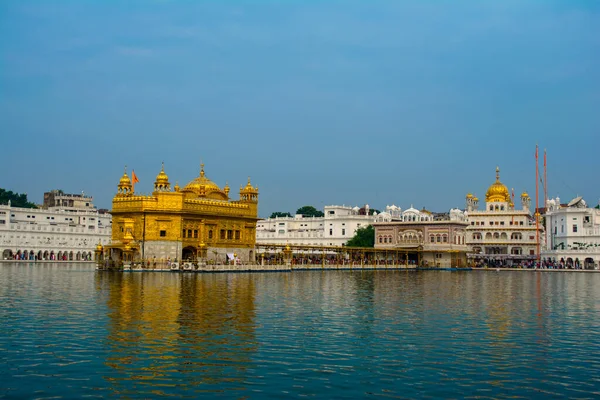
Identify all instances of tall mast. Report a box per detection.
[536,145,540,266]
[544,149,547,209]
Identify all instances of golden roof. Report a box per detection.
[485,167,510,203]
[466,193,473,198]
[521,191,529,198]
[182,163,227,200]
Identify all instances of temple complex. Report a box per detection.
[107,163,259,265]
[464,167,542,266]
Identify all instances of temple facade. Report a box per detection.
[373,208,469,267]
[464,167,543,266]
[107,163,259,264]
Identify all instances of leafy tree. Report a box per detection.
[270,211,292,218]
[0,188,37,208]
[296,205,324,218]
[346,225,375,247]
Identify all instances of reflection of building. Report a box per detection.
[1,191,111,261]
[256,205,376,247]
[542,196,600,269]
[98,272,257,393]
[465,167,542,265]
[108,163,259,263]
[373,209,469,267]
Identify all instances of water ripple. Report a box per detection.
[1,265,600,398]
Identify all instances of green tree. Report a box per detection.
[270,211,292,218]
[0,188,37,208]
[346,225,375,247]
[296,205,324,218]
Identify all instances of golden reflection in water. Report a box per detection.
[95,272,257,395]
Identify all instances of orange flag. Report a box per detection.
[131,170,140,192]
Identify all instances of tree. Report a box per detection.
[346,225,375,247]
[296,205,324,218]
[270,211,292,218]
[0,188,37,208]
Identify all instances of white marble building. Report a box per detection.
[256,205,377,247]
[0,192,112,261]
[465,167,543,265]
[542,196,600,269]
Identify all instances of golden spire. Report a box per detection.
[200,162,205,177]
[496,166,500,181]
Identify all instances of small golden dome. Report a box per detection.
[473,197,479,202]
[485,167,510,203]
[96,241,103,251]
[155,162,169,184]
[466,193,473,199]
[521,191,529,198]
[119,170,131,186]
[174,181,180,192]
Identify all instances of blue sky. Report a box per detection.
[1,1,598,217]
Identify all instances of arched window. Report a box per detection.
[493,232,500,239]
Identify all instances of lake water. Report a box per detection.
[1,263,600,399]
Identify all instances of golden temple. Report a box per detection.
[107,163,259,264]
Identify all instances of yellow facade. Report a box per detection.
[109,164,259,263]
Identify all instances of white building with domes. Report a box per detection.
[465,167,543,266]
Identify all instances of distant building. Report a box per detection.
[542,196,600,269]
[464,167,543,266]
[256,205,376,247]
[0,191,111,261]
[43,190,95,210]
[373,208,469,267]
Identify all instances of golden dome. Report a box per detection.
[155,162,169,184]
[466,193,473,199]
[182,163,227,200]
[485,167,510,203]
[521,191,529,198]
[119,169,131,186]
[96,241,103,251]
[473,197,479,202]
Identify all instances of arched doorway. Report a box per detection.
[2,249,13,260]
[584,257,595,270]
[182,246,196,261]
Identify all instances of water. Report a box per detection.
[1,263,600,399]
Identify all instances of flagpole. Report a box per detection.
[535,145,540,267]
[544,149,547,209]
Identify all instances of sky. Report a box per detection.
[1,0,599,217]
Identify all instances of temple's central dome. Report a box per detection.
[182,164,227,200]
[485,167,510,203]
